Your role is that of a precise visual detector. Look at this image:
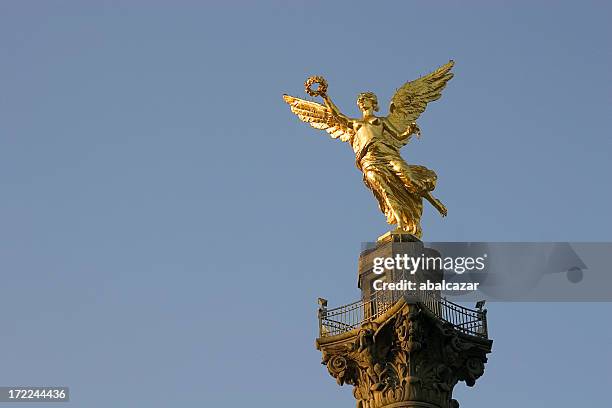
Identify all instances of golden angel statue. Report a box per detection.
[283,61,455,238]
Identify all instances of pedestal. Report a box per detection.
[316,232,492,408]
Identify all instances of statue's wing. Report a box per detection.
[283,95,354,142]
[386,60,455,134]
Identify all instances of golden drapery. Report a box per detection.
[358,141,437,238]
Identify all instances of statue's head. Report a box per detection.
[357,92,379,112]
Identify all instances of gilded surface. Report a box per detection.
[283,61,455,238]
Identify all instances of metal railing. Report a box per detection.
[418,291,488,338]
[318,290,400,337]
[318,290,488,339]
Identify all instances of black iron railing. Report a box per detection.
[318,290,399,337]
[318,290,488,339]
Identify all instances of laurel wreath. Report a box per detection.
[304,76,328,97]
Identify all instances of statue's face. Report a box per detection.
[358,99,372,111]
[357,93,378,112]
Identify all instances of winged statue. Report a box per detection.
[283,61,455,238]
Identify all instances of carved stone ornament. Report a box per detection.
[317,299,492,408]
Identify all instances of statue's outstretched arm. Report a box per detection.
[383,118,420,141]
[322,95,354,127]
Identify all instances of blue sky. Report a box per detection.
[1,1,611,407]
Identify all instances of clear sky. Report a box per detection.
[1,1,611,407]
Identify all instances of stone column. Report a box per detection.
[316,233,492,408]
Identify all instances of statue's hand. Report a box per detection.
[398,123,422,140]
[410,122,422,138]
